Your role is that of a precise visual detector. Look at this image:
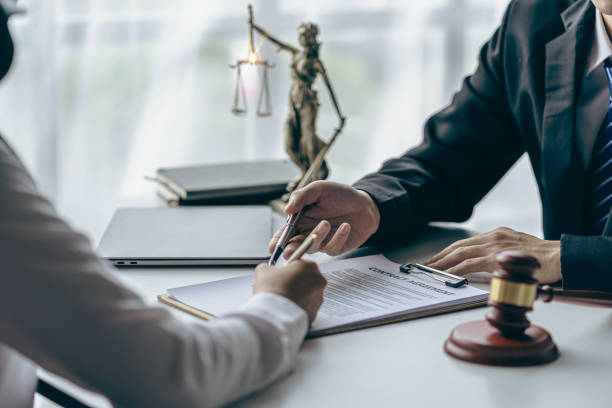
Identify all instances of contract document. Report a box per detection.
[160,254,489,337]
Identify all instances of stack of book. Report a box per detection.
[154,159,299,206]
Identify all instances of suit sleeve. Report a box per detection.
[560,234,612,291]
[0,140,308,408]
[353,2,523,243]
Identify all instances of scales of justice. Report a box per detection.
[230,4,346,212]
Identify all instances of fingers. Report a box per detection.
[423,227,522,276]
[281,234,306,259]
[285,260,327,323]
[446,256,494,276]
[284,222,351,258]
[426,244,487,271]
[274,259,314,274]
[268,215,322,254]
[425,236,485,265]
[268,223,287,253]
[424,227,516,265]
[321,222,351,256]
[253,260,327,322]
[285,181,325,215]
[308,221,331,253]
[283,220,332,259]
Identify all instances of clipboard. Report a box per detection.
[157,255,489,338]
[158,294,215,320]
[158,254,489,337]
[158,294,487,338]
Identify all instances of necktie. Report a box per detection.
[588,61,612,234]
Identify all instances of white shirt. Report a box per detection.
[0,135,308,407]
[576,8,612,168]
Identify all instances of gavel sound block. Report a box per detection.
[444,251,612,366]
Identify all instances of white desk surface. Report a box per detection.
[42,224,612,408]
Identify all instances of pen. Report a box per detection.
[268,208,305,265]
[286,233,318,263]
[399,263,467,288]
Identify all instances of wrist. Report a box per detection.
[541,240,562,283]
[246,292,307,320]
[549,240,561,271]
[356,189,381,235]
[241,292,309,363]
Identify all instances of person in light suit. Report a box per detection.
[0,3,327,407]
[271,0,612,291]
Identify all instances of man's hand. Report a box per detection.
[424,227,562,283]
[254,261,327,322]
[268,181,381,258]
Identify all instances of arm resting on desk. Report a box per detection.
[0,139,308,407]
[560,234,612,291]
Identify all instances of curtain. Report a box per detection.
[0,0,535,243]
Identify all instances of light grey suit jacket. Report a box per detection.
[0,136,308,408]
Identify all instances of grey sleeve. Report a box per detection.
[0,140,308,407]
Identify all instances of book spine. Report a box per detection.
[156,183,180,207]
[156,174,188,200]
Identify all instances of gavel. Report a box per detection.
[444,250,612,366]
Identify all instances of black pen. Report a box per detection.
[268,208,304,265]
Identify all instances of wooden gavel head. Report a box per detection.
[444,250,559,366]
[446,250,612,366]
[486,251,540,337]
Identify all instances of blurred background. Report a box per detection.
[0,0,541,243]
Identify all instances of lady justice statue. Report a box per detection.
[231,5,346,198]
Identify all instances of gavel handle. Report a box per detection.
[538,285,612,307]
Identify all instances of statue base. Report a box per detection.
[444,320,559,366]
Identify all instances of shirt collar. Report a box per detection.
[588,8,612,75]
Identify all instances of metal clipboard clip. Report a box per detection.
[399,263,468,288]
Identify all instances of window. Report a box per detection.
[1,0,539,241]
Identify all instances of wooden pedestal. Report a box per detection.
[444,320,559,366]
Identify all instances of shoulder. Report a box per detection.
[0,136,42,214]
[508,0,573,15]
[496,0,591,71]
[0,135,35,185]
[503,0,585,36]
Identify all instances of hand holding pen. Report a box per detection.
[256,233,326,322]
[268,181,380,260]
[269,209,305,265]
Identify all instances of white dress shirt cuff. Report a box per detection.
[239,292,309,375]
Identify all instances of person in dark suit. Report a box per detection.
[270,0,612,291]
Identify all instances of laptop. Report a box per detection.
[97,206,273,266]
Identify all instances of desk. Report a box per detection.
[41,226,612,408]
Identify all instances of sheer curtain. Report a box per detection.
[0,0,537,243]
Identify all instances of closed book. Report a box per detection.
[156,183,290,206]
[156,159,299,201]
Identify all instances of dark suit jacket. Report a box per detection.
[353,0,612,291]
